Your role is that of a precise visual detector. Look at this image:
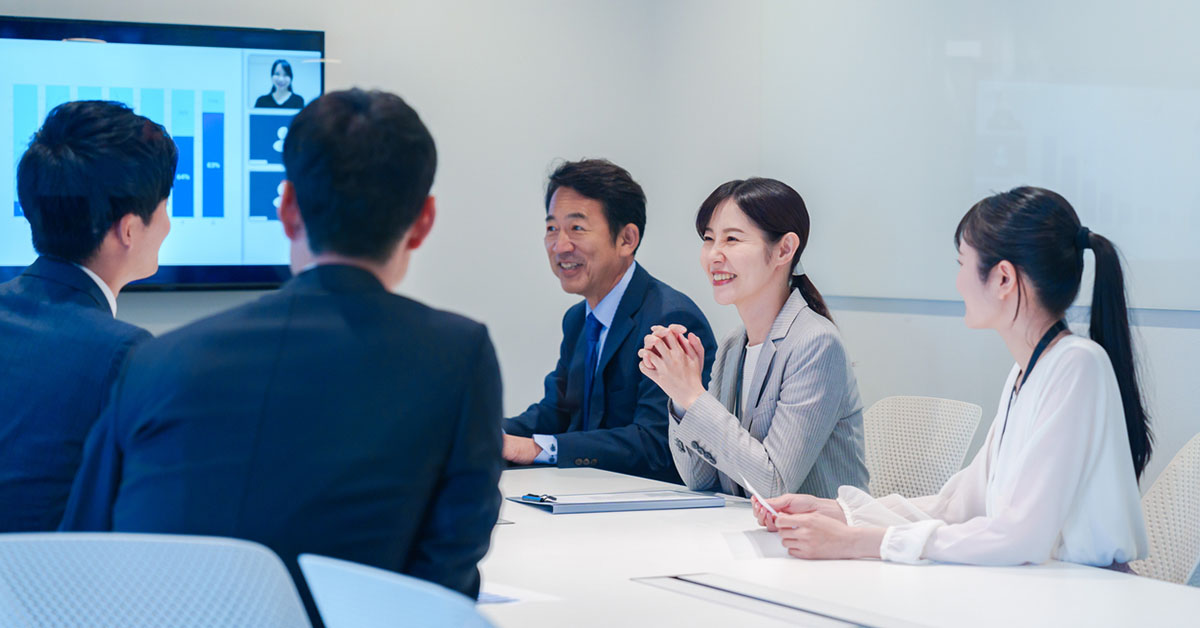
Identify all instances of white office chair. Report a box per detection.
[0,532,310,627]
[298,554,493,628]
[1131,432,1200,586]
[864,395,983,498]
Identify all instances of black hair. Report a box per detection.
[695,177,832,322]
[283,88,436,263]
[17,100,177,264]
[955,186,1152,478]
[271,59,294,80]
[545,159,646,254]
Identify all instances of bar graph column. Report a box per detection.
[109,87,134,109]
[77,86,101,100]
[171,90,195,218]
[45,85,70,113]
[201,91,224,218]
[13,85,38,216]
[140,89,165,127]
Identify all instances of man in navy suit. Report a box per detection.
[503,159,717,483]
[61,90,503,624]
[0,101,176,532]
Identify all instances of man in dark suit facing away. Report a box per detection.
[61,89,503,623]
[0,101,176,532]
[503,159,717,483]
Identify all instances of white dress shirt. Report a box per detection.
[74,264,117,316]
[533,261,638,464]
[838,335,1148,566]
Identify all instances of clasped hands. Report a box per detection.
[637,324,706,410]
[751,494,883,560]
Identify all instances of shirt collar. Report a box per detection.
[585,261,637,329]
[73,264,117,316]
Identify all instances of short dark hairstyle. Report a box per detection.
[271,59,293,79]
[17,100,177,263]
[283,89,437,262]
[545,159,646,253]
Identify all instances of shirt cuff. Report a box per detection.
[532,434,558,465]
[667,399,686,424]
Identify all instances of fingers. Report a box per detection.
[768,493,818,515]
[752,497,778,532]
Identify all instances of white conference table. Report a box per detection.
[479,467,1200,627]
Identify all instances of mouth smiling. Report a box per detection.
[558,261,584,274]
[711,271,735,286]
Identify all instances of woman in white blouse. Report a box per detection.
[637,178,867,499]
[753,186,1151,569]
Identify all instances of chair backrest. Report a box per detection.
[1131,432,1200,586]
[0,533,310,628]
[298,554,493,628]
[864,395,983,498]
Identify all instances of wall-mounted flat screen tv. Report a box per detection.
[0,16,325,289]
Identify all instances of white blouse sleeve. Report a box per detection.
[868,350,1112,565]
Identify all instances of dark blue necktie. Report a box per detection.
[581,313,603,431]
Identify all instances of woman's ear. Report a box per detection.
[776,232,800,269]
[991,260,1019,300]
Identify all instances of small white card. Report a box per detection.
[738,473,778,517]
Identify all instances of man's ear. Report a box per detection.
[277,180,305,241]
[618,223,640,256]
[405,196,436,250]
[113,213,139,249]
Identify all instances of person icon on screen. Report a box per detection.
[254,59,304,109]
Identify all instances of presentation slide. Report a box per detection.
[0,37,322,271]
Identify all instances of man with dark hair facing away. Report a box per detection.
[503,158,717,483]
[0,101,176,532]
[61,90,503,626]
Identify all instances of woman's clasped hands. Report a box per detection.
[637,324,706,410]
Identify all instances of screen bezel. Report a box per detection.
[0,15,324,290]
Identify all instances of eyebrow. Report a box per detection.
[546,212,589,222]
[704,227,746,234]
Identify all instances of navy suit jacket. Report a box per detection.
[0,256,149,532]
[60,265,503,625]
[505,264,716,483]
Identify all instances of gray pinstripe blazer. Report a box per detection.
[668,289,868,498]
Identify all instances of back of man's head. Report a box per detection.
[283,89,437,263]
[545,158,646,253]
[17,101,177,264]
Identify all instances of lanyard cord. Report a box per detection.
[996,320,1070,457]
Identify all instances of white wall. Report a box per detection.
[5,0,1196,489]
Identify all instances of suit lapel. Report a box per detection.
[745,290,808,417]
[717,332,746,417]
[568,324,590,431]
[586,264,650,430]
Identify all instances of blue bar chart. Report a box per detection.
[10,85,228,220]
[201,91,224,218]
[12,85,37,216]
[171,89,195,218]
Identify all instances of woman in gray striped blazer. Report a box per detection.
[638,178,868,499]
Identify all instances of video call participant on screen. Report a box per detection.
[754,187,1150,569]
[0,101,175,533]
[639,178,868,500]
[60,89,503,623]
[503,159,717,483]
[254,59,305,109]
